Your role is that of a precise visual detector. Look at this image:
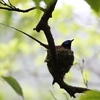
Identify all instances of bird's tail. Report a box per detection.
[0,23,49,49]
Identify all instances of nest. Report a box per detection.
[45,48,74,82]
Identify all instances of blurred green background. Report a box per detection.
[0,0,100,100]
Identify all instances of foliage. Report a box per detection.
[79,90,100,100]
[2,76,23,97]
[0,0,100,100]
[86,0,100,15]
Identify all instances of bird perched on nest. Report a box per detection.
[45,39,74,84]
[0,23,74,84]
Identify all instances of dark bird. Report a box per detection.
[0,23,74,84]
[45,39,74,84]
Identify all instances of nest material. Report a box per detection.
[45,48,74,82]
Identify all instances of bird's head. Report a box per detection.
[61,39,74,49]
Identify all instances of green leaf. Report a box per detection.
[79,90,100,100]
[86,0,100,15]
[2,76,23,98]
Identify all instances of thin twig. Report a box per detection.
[80,59,88,88]
[0,23,48,49]
[0,0,45,12]
[49,90,57,100]
[0,6,45,12]
[8,0,16,8]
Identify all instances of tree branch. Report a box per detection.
[0,6,45,12]
[58,80,90,97]
[0,0,45,12]
[34,0,57,65]
[34,0,91,97]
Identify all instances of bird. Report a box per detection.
[45,39,74,84]
[0,23,74,84]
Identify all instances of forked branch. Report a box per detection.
[0,0,45,12]
[34,0,91,97]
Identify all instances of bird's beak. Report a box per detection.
[71,39,74,42]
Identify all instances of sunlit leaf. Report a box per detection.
[2,76,23,98]
[79,90,100,100]
[85,0,100,15]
